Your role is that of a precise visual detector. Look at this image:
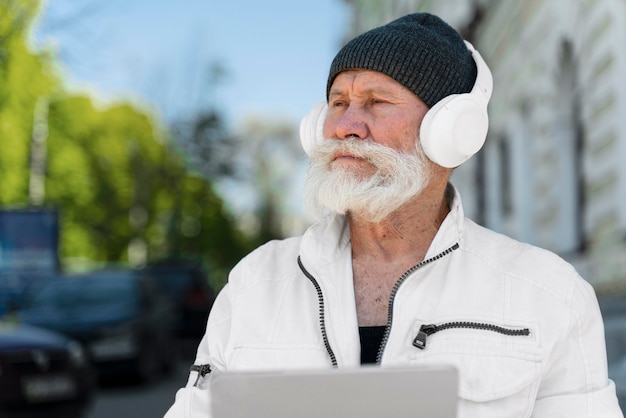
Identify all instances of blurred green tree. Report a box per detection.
[0,0,252,289]
[0,0,57,204]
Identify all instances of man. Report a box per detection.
[165,13,622,417]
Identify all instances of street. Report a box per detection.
[87,350,193,418]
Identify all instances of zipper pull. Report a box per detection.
[412,324,437,350]
[191,364,212,387]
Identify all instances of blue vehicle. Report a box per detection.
[0,320,95,417]
[145,259,216,341]
[0,209,60,316]
[18,270,177,384]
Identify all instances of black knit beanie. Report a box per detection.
[326,13,477,108]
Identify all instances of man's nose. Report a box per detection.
[331,106,369,140]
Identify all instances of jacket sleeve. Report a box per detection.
[163,282,234,418]
[531,276,623,417]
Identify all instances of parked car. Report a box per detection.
[0,271,56,317]
[0,319,95,418]
[17,269,176,384]
[144,260,216,340]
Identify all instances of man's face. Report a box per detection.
[303,70,433,223]
[324,70,430,174]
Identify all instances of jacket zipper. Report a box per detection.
[413,322,531,350]
[376,243,460,364]
[190,363,212,386]
[297,256,338,367]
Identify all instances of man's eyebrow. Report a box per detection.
[328,89,346,99]
[328,87,397,99]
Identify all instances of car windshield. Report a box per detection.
[25,276,136,309]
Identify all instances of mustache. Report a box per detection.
[311,137,418,166]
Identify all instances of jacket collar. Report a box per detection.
[425,183,465,259]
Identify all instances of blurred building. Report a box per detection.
[342,0,626,293]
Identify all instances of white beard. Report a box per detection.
[303,137,432,223]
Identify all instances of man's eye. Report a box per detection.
[331,101,347,108]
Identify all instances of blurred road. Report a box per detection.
[87,342,196,418]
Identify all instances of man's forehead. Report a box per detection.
[328,70,413,97]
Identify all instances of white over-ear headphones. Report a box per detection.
[299,40,493,168]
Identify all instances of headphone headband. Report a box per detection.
[464,40,493,105]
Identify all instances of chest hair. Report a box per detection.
[352,259,416,326]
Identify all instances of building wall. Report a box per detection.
[343,0,626,288]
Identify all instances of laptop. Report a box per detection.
[210,364,458,418]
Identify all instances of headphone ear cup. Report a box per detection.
[420,94,489,168]
[299,102,328,156]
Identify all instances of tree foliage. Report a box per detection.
[0,0,56,204]
[0,0,251,289]
[173,109,237,180]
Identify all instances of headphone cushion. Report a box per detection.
[420,94,488,168]
[299,102,328,155]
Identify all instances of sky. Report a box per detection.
[32,0,351,129]
[29,0,353,230]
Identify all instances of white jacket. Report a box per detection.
[165,188,622,418]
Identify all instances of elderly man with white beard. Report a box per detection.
[165,12,622,418]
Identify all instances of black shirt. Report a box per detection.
[359,326,386,364]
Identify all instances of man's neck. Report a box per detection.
[348,184,451,263]
[348,180,451,327]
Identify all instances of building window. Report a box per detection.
[554,39,586,253]
[498,135,513,217]
[473,149,486,226]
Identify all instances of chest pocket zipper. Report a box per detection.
[413,322,531,350]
